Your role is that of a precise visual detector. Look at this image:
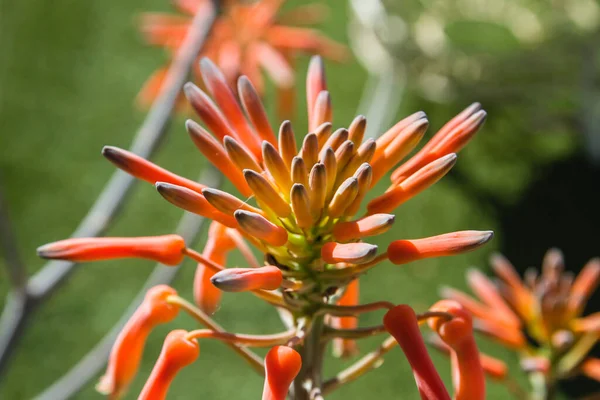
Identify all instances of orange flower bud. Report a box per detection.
[262,346,302,400]
[199,58,262,159]
[244,169,292,218]
[238,76,277,146]
[138,330,200,400]
[327,177,358,218]
[183,82,237,142]
[155,182,238,228]
[97,285,179,398]
[333,214,395,242]
[367,153,457,215]
[290,184,314,229]
[383,305,451,400]
[234,210,288,247]
[332,279,360,357]
[387,231,493,265]
[37,235,186,266]
[263,141,292,195]
[428,300,485,400]
[306,56,327,131]
[193,222,236,314]
[185,119,252,197]
[101,146,205,193]
[300,132,319,170]
[370,118,428,186]
[348,115,366,145]
[391,104,485,183]
[321,242,378,264]
[211,266,283,292]
[278,121,297,169]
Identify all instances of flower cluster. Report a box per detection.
[441,249,600,394]
[38,56,493,399]
[138,0,346,116]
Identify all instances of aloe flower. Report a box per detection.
[138,0,346,116]
[383,301,486,400]
[38,57,492,399]
[441,249,600,396]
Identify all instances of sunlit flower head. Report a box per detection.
[38,56,492,399]
[138,0,346,116]
[441,249,600,386]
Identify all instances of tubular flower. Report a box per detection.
[383,305,451,400]
[428,300,485,400]
[384,304,486,400]
[96,285,180,399]
[441,249,600,391]
[262,346,302,400]
[138,0,346,117]
[138,330,200,400]
[38,57,492,399]
[193,221,237,314]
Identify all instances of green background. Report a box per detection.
[1,0,598,398]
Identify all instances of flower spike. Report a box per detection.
[262,346,302,400]
[97,285,180,399]
[37,235,186,265]
[138,330,200,400]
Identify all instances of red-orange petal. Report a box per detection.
[97,285,179,398]
[321,242,378,264]
[186,119,252,196]
[367,153,456,214]
[332,214,395,242]
[155,182,238,228]
[211,266,283,292]
[193,221,236,314]
[428,300,485,400]
[387,231,493,265]
[138,330,200,400]
[102,146,205,193]
[306,56,326,130]
[383,305,451,400]
[199,58,262,160]
[391,104,485,183]
[262,346,302,400]
[37,235,186,266]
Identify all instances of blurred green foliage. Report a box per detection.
[1,0,598,398]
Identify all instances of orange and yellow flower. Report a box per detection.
[441,249,600,390]
[38,56,492,399]
[138,0,346,116]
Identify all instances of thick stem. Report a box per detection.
[293,315,326,400]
